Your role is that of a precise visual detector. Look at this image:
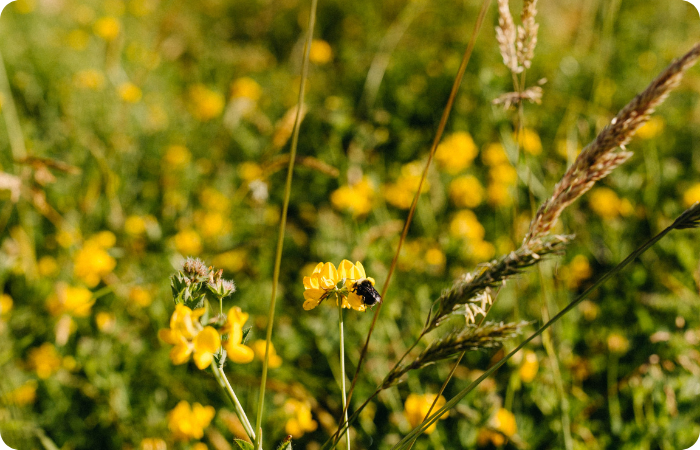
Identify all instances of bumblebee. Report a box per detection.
[351,278,382,308]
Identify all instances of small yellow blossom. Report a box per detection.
[489,164,518,185]
[239,162,263,182]
[74,69,105,90]
[435,131,478,174]
[96,312,116,332]
[487,182,513,207]
[94,16,121,41]
[74,236,116,287]
[479,408,517,446]
[384,161,430,209]
[309,39,333,65]
[94,230,116,248]
[222,306,255,364]
[189,84,225,121]
[174,229,202,256]
[636,116,664,140]
[519,350,539,383]
[449,175,484,208]
[425,247,446,267]
[140,438,167,450]
[125,215,147,235]
[404,393,448,434]
[192,443,207,450]
[158,305,222,369]
[252,339,282,368]
[284,399,318,438]
[230,77,262,101]
[28,343,62,379]
[302,260,374,311]
[589,187,621,220]
[331,177,375,216]
[200,188,230,212]
[164,145,191,169]
[168,400,215,441]
[449,210,485,241]
[517,128,542,155]
[0,293,13,316]
[194,210,229,239]
[67,29,90,51]
[470,239,495,261]
[607,332,630,354]
[482,143,509,166]
[47,285,95,317]
[565,254,592,289]
[38,256,59,277]
[7,380,37,406]
[683,183,700,207]
[118,82,142,103]
[129,286,152,307]
[212,249,247,273]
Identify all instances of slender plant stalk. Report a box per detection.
[0,49,26,160]
[390,204,700,449]
[253,0,318,448]
[338,0,492,434]
[211,363,256,441]
[338,299,351,450]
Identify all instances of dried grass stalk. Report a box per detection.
[493,85,543,109]
[495,0,520,74]
[516,0,539,70]
[527,43,700,242]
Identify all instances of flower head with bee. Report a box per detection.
[302,260,381,312]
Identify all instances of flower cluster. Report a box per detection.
[167,400,215,441]
[330,176,375,217]
[284,399,318,438]
[73,231,117,287]
[403,393,448,434]
[302,260,376,312]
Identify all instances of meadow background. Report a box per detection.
[1,0,700,449]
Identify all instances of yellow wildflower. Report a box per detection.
[212,249,247,273]
[588,187,621,219]
[470,239,495,261]
[118,82,142,103]
[94,230,116,248]
[517,128,542,155]
[230,77,262,101]
[174,229,202,256]
[252,339,282,368]
[302,260,375,311]
[67,29,90,51]
[479,408,517,446]
[140,438,167,450]
[487,182,513,207]
[125,215,147,235]
[46,285,95,317]
[239,162,263,182]
[449,210,485,242]
[425,247,446,268]
[309,39,333,65]
[7,380,37,406]
[684,183,700,207]
[565,254,592,289]
[384,161,430,209]
[164,145,191,169]
[435,131,478,174]
[449,175,484,208]
[74,69,105,90]
[403,393,448,434]
[482,143,509,166]
[330,177,375,216]
[192,443,208,450]
[168,400,215,441]
[222,306,255,364]
[0,293,12,316]
[189,84,224,121]
[284,399,318,438]
[519,350,539,383]
[74,236,116,287]
[38,256,59,277]
[489,164,518,185]
[158,305,221,369]
[636,116,664,140]
[28,343,62,379]
[96,312,116,332]
[607,332,630,354]
[93,16,120,41]
[129,286,152,307]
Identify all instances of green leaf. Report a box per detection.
[276,435,293,450]
[242,326,252,344]
[233,439,255,450]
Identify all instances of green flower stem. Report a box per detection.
[211,363,256,442]
[338,298,351,450]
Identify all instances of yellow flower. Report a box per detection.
[118,82,142,103]
[28,343,62,379]
[489,164,518,185]
[189,84,225,121]
[230,77,262,101]
[384,161,430,209]
[636,116,664,140]
[449,175,484,208]
[93,16,120,41]
[309,39,333,65]
[403,393,448,434]
[212,249,247,273]
[129,286,153,307]
[330,177,375,216]
[168,400,215,441]
[435,131,478,174]
[425,247,446,268]
[192,443,208,450]
[482,143,509,166]
[74,69,105,90]
[46,285,95,317]
[449,210,485,241]
[518,350,538,383]
[239,162,263,182]
[158,305,221,369]
[480,408,518,446]
[517,128,542,155]
[164,144,191,169]
[302,260,374,311]
[96,312,116,332]
[7,381,37,406]
[14,0,36,14]
[252,340,282,368]
[470,239,495,261]
[67,29,90,50]
[74,237,116,287]
[38,256,59,277]
[607,332,630,354]
[588,187,621,219]
[124,215,147,235]
[0,293,12,316]
[565,254,592,289]
[222,306,255,364]
[284,399,318,438]
[174,229,202,256]
[140,438,167,450]
[684,183,700,207]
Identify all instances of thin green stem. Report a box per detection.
[338,298,350,450]
[253,1,318,447]
[211,363,256,442]
[0,48,26,160]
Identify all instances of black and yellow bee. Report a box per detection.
[351,278,382,308]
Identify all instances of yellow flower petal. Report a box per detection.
[193,349,214,370]
[194,326,221,353]
[303,298,322,310]
[319,262,338,285]
[354,261,367,279]
[337,259,355,279]
[170,341,192,365]
[226,342,254,363]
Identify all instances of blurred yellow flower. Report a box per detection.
[200,187,230,212]
[174,229,202,256]
[96,312,116,332]
[14,0,36,14]
[38,256,59,277]
[118,82,142,103]
[28,343,62,379]
[140,438,167,450]
[95,230,117,248]
[435,131,478,174]
[189,84,225,121]
[519,350,539,383]
[425,247,446,267]
[517,128,542,155]
[479,408,517,446]
[284,399,318,438]
[47,285,95,317]
[125,215,147,235]
[194,210,228,239]
[384,161,430,209]
[67,29,90,51]
[94,17,121,41]
[683,183,700,207]
[607,332,630,354]
[230,77,262,101]
[168,400,215,441]
[588,187,621,219]
[74,236,116,287]
[74,69,105,90]
[487,182,513,207]
[164,145,191,169]
[330,176,375,216]
[482,143,509,166]
[7,381,37,406]
[565,254,592,289]
[129,286,152,307]
[222,306,255,364]
[449,175,484,208]
[129,0,158,17]
[470,239,495,261]
[403,393,448,434]
[636,116,664,139]
[449,210,485,241]
[309,39,333,64]
[212,249,248,273]
[159,304,222,369]
[239,161,263,182]
[192,443,207,450]
[489,164,518,185]
[0,293,12,316]
[252,339,282,368]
